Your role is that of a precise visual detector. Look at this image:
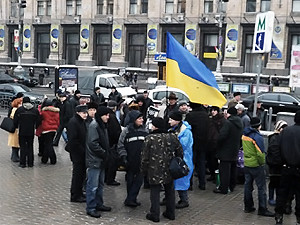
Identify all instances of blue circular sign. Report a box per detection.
[51,29,59,38]
[186,29,196,40]
[0,29,4,38]
[227,29,238,41]
[148,29,157,40]
[24,29,31,38]
[81,28,89,39]
[113,29,122,39]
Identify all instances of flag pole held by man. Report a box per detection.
[166,32,226,108]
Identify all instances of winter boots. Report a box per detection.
[11,148,19,162]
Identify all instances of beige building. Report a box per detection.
[0,0,299,76]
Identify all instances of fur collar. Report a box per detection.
[42,106,60,112]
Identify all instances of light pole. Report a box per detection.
[14,0,26,75]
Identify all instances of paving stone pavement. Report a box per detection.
[0,118,296,225]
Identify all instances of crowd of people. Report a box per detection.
[4,88,300,225]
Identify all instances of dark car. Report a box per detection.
[0,72,18,84]
[9,73,38,87]
[0,83,44,108]
[242,92,300,114]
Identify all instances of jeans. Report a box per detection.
[86,168,105,213]
[125,170,143,203]
[178,190,188,202]
[244,166,267,210]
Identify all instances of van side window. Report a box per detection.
[99,77,107,87]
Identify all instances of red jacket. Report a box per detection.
[41,106,60,132]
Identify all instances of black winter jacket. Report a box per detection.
[66,114,87,163]
[216,115,243,161]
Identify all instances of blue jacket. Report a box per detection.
[171,121,194,191]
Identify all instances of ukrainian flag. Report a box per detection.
[166,32,227,108]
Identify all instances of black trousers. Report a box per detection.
[150,182,175,220]
[41,132,56,164]
[219,160,237,193]
[105,150,119,183]
[19,135,34,166]
[53,124,64,145]
[275,167,300,217]
[71,161,86,200]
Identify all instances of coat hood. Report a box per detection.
[228,115,243,129]
[23,102,34,110]
[128,110,143,123]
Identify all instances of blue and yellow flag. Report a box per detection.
[166,32,227,108]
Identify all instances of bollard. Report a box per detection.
[267,107,273,131]
[215,169,220,188]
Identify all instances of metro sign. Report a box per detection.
[252,11,275,53]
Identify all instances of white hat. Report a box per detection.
[235,103,245,111]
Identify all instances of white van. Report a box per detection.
[95,73,137,99]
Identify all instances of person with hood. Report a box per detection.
[90,87,105,106]
[40,99,60,164]
[214,107,243,194]
[13,97,41,168]
[141,117,183,222]
[86,106,112,218]
[274,111,300,225]
[168,111,193,209]
[118,110,148,207]
[7,98,23,162]
[66,105,88,203]
[242,117,275,217]
[186,102,209,190]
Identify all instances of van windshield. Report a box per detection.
[108,76,127,87]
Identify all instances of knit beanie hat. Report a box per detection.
[128,110,143,123]
[152,117,165,130]
[250,117,261,128]
[96,106,110,117]
[87,102,98,110]
[227,107,237,116]
[23,96,31,103]
[211,106,220,112]
[233,92,241,97]
[169,111,182,121]
[75,105,88,113]
[178,100,188,107]
[74,90,81,95]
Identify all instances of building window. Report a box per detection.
[107,0,113,14]
[260,0,270,12]
[46,0,52,16]
[293,0,300,12]
[165,0,174,14]
[177,0,186,13]
[204,0,213,13]
[37,1,45,16]
[141,0,148,14]
[66,0,73,15]
[37,33,50,63]
[246,0,256,12]
[10,0,18,17]
[292,35,300,45]
[97,0,104,14]
[76,0,81,16]
[129,0,137,14]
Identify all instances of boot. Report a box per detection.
[275,213,283,225]
[11,148,19,162]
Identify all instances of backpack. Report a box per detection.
[266,134,282,166]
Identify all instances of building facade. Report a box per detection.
[0,0,299,76]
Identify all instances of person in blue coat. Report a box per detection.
[168,111,194,209]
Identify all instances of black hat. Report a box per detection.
[97,106,110,117]
[152,117,165,130]
[23,96,31,103]
[111,86,116,90]
[74,90,81,95]
[56,89,63,95]
[227,107,237,116]
[16,92,24,99]
[168,92,178,100]
[58,93,66,97]
[169,111,182,121]
[250,117,261,128]
[128,110,143,123]
[211,106,220,112]
[295,110,300,125]
[75,105,88,113]
[107,100,118,108]
[87,102,98,110]
[94,87,100,92]
[233,92,241,97]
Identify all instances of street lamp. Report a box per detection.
[14,0,26,75]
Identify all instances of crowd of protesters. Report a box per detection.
[4,88,300,225]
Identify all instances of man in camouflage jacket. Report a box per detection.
[141,117,183,223]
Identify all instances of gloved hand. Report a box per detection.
[121,156,128,167]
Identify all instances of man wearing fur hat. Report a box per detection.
[66,105,88,203]
[215,107,243,195]
[141,117,183,222]
[228,92,241,109]
[86,106,112,218]
[274,111,300,225]
[242,117,274,217]
[14,97,41,168]
[168,111,193,209]
[118,110,148,207]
